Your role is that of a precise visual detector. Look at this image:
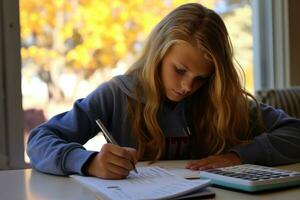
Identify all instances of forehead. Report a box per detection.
[165,42,214,75]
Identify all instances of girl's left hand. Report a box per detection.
[185,152,242,170]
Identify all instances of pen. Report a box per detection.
[95,119,138,174]
[183,127,191,136]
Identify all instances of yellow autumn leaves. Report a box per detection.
[21,0,210,73]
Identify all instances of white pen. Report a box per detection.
[95,119,138,174]
[183,127,191,136]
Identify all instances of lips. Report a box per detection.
[173,89,185,97]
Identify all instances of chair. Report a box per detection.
[255,87,300,118]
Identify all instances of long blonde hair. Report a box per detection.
[125,3,262,161]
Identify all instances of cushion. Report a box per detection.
[255,87,300,118]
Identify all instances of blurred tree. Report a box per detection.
[20,0,254,100]
[20,0,220,72]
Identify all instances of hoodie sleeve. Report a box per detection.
[231,103,300,166]
[27,82,114,176]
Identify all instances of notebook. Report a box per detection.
[71,166,213,200]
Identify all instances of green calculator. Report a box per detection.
[199,164,300,192]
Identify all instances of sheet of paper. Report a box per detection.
[71,166,210,200]
[162,168,200,179]
[140,161,200,179]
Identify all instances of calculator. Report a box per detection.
[199,164,300,192]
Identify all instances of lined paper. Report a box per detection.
[71,166,210,200]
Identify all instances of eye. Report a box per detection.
[174,66,187,75]
[195,76,211,82]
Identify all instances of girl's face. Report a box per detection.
[160,42,214,102]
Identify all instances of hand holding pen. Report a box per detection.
[96,119,138,174]
[84,119,138,179]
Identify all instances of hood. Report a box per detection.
[112,75,146,103]
[111,75,186,110]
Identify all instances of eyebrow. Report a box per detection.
[177,62,212,78]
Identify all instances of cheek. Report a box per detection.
[161,71,172,89]
[164,70,179,88]
[165,75,178,89]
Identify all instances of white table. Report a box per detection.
[1,161,300,200]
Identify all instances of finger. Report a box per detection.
[197,164,215,171]
[194,159,237,170]
[99,145,132,170]
[108,145,135,162]
[107,162,130,177]
[103,173,126,180]
[109,146,138,172]
[186,157,214,166]
[186,158,213,169]
[102,144,134,167]
[188,162,221,170]
[99,167,128,180]
[107,151,133,171]
[86,156,126,179]
[101,144,138,172]
[124,147,138,163]
[99,169,126,180]
[186,160,196,166]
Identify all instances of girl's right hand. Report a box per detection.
[85,143,138,179]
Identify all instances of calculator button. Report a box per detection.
[270,175,281,178]
[249,178,260,181]
[261,176,271,179]
[280,174,290,177]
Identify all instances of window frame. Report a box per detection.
[0,0,26,169]
[252,0,290,90]
[0,0,8,169]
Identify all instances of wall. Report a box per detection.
[288,0,300,86]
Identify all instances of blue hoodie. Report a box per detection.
[27,75,300,176]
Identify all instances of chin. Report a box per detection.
[167,96,183,102]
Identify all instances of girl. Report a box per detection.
[27,3,300,179]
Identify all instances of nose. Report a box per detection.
[181,79,192,95]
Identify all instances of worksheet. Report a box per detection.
[71,166,211,200]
